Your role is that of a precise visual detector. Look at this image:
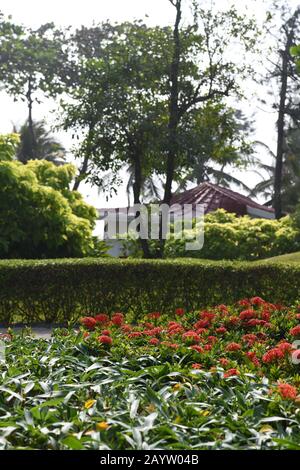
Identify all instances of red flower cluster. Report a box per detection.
[277,383,298,400]
[80,317,97,330]
[224,368,239,378]
[79,296,300,395]
[175,308,185,317]
[95,314,110,325]
[98,335,112,345]
[226,342,242,352]
[290,325,300,337]
[148,312,161,320]
[262,348,284,364]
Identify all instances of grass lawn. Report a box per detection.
[263,252,300,263]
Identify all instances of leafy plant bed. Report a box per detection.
[0,297,300,450]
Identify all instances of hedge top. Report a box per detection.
[0,257,299,324]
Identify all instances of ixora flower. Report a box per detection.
[101,329,111,336]
[175,308,185,317]
[182,331,200,343]
[84,399,96,409]
[80,317,97,330]
[98,335,113,345]
[147,312,161,319]
[216,326,227,335]
[224,368,240,378]
[96,421,109,431]
[238,299,251,307]
[277,383,298,400]
[242,334,258,346]
[290,325,300,337]
[121,325,132,333]
[191,363,202,369]
[239,309,256,320]
[95,314,110,324]
[250,296,265,306]
[111,313,124,326]
[227,316,240,326]
[215,304,229,314]
[161,341,179,349]
[219,358,230,367]
[262,348,284,364]
[226,342,242,352]
[246,351,260,367]
[149,338,160,346]
[190,345,204,354]
[276,341,293,353]
[127,332,143,338]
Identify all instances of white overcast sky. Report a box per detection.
[0,0,299,209]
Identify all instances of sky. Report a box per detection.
[0,0,299,210]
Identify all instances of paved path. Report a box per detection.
[0,326,56,339]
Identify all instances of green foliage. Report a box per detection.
[0,257,300,323]
[15,120,66,165]
[1,295,300,450]
[0,21,67,103]
[0,159,101,259]
[264,251,300,263]
[0,133,20,161]
[165,209,300,261]
[63,9,257,196]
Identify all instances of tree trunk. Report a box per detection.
[73,153,89,191]
[274,10,300,219]
[274,50,289,219]
[163,0,182,206]
[132,146,151,258]
[26,76,36,160]
[73,123,95,191]
[158,0,182,257]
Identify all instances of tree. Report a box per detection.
[251,128,300,213]
[261,4,300,218]
[62,21,169,257]
[62,3,257,257]
[14,120,66,165]
[161,0,257,201]
[0,19,68,160]
[0,156,100,258]
[0,11,23,79]
[174,105,253,192]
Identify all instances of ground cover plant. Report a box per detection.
[1,297,300,450]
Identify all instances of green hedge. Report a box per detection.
[0,258,300,323]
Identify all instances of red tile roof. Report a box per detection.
[170,182,275,217]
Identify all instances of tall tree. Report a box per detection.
[0,20,68,160]
[251,128,300,213]
[0,11,23,78]
[261,4,300,218]
[62,4,257,257]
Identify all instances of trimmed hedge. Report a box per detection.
[0,258,300,323]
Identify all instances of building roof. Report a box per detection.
[170,182,275,219]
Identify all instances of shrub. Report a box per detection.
[0,133,19,161]
[0,258,300,323]
[0,159,103,258]
[165,209,300,260]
